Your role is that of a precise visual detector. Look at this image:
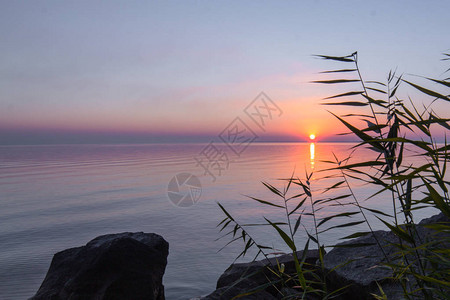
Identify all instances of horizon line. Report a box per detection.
[0,140,362,146]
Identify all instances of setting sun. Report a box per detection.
[309,134,316,140]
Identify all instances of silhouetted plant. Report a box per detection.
[217,52,449,299]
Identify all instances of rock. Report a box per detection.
[201,287,277,300]
[323,212,449,299]
[199,213,449,300]
[323,230,402,299]
[31,232,169,300]
[199,250,320,300]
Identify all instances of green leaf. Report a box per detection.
[366,80,387,87]
[287,192,305,201]
[401,105,430,135]
[390,163,433,181]
[293,214,302,235]
[326,194,352,201]
[373,137,432,153]
[341,113,375,118]
[431,166,448,193]
[313,54,355,62]
[361,206,393,217]
[413,273,450,288]
[361,121,385,134]
[361,94,388,107]
[262,182,284,197]
[425,77,450,88]
[302,185,311,197]
[396,142,404,168]
[423,179,450,217]
[317,211,359,227]
[265,218,296,251]
[285,171,295,194]
[329,112,384,152]
[217,203,235,221]
[233,224,239,237]
[289,197,307,215]
[405,178,412,213]
[322,180,345,193]
[320,69,357,73]
[334,160,385,169]
[322,101,368,106]
[307,232,318,244]
[403,79,450,102]
[219,219,232,232]
[389,84,400,98]
[312,79,360,84]
[423,223,450,231]
[429,114,450,130]
[324,91,364,99]
[321,220,366,233]
[377,217,415,244]
[340,231,371,240]
[247,196,284,208]
[366,86,387,94]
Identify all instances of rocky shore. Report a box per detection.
[31,213,448,300]
[31,232,168,300]
[196,212,448,300]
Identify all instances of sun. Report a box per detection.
[309,134,316,140]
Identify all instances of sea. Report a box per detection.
[0,143,438,300]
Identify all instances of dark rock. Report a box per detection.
[323,230,401,299]
[418,212,448,225]
[323,212,449,300]
[31,232,169,300]
[200,250,320,300]
[217,250,319,290]
[201,287,277,300]
[194,213,449,300]
[279,287,321,300]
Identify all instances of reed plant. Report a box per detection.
[217,52,449,299]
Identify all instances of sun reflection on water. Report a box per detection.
[310,142,315,170]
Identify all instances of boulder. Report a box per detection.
[200,287,277,300]
[323,212,449,299]
[197,213,449,300]
[323,230,402,299]
[199,250,320,300]
[31,232,169,300]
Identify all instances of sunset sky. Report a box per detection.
[0,1,449,144]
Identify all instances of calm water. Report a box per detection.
[0,143,436,300]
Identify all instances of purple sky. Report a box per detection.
[0,1,449,144]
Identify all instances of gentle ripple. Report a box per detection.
[0,143,438,300]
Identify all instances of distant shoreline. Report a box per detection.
[0,141,363,146]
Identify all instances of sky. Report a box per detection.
[0,0,449,144]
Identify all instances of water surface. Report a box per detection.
[0,143,436,299]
